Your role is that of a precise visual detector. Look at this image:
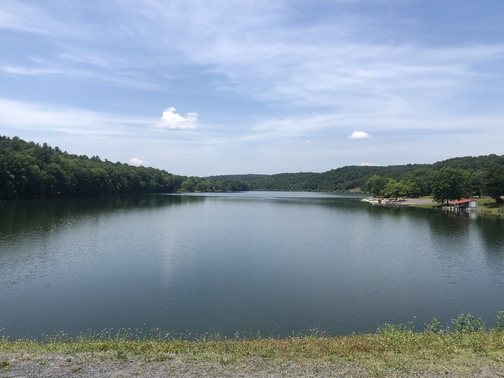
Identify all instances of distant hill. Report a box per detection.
[206,154,504,193]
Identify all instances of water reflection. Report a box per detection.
[0,195,203,240]
[477,217,504,274]
[1,193,504,339]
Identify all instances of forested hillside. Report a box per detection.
[207,155,504,201]
[207,164,431,191]
[0,136,249,200]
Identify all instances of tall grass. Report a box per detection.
[2,312,504,363]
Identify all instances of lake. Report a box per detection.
[1,192,504,339]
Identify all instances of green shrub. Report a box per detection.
[452,314,485,333]
[425,318,441,333]
[495,310,504,331]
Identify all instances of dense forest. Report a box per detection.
[0,136,249,200]
[2,136,503,202]
[207,155,504,203]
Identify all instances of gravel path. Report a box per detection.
[2,352,503,377]
[0,353,368,377]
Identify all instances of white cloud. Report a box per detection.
[155,107,198,130]
[361,162,378,166]
[130,157,146,166]
[350,131,371,139]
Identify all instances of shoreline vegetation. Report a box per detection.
[2,313,504,377]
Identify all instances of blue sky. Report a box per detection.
[1,1,503,176]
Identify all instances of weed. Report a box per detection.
[496,311,504,331]
[452,314,485,333]
[219,354,238,365]
[116,350,128,361]
[152,353,173,362]
[0,360,9,369]
[425,318,441,333]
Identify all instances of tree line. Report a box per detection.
[207,155,504,203]
[0,136,249,200]
[365,166,504,204]
[2,136,503,203]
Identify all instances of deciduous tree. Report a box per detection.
[430,168,471,204]
[482,165,504,203]
[366,175,387,197]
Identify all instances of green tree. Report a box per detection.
[470,170,486,197]
[399,178,422,198]
[404,168,433,197]
[181,177,198,192]
[482,165,504,203]
[366,175,387,197]
[430,168,471,204]
[383,179,402,199]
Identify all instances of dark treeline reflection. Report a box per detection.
[0,194,204,239]
[478,217,504,255]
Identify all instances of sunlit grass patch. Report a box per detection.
[475,197,504,217]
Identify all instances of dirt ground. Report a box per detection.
[2,352,498,377]
[400,198,434,205]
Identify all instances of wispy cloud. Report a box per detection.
[4,1,504,111]
[1,65,61,75]
[0,98,151,135]
[1,64,166,91]
[0,1,54,34]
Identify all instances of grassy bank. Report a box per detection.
[397,196,504,218]
[3,315,504,376]
[473,197,504,217]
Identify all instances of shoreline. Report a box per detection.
[363,196,503,218]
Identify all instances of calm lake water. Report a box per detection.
[1,192,504,339]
